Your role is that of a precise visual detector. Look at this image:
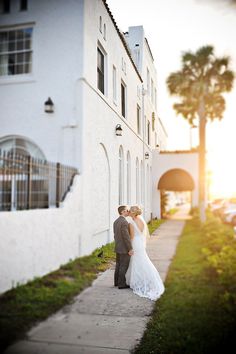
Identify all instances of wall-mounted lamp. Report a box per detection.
[145,152,149,159]
[44,97,54,113]
[115,124,123,136]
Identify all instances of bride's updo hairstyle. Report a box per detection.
[130,205,142,216]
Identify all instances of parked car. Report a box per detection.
[222,209,236,226]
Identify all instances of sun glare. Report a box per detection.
[207,150,236,200]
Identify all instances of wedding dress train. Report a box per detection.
[125,218,165,301]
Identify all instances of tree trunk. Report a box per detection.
[198,98,206,223]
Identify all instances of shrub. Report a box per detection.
[200,212,236,303]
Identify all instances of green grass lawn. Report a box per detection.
[134,214,236,354]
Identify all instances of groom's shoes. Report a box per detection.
[118,285,130,289]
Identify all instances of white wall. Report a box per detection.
[0,175,81,294]
[125,26,167,151]
[77,0,155,254]
[152,151,199,218]
[83,1,143,134]
[79,77,149,255]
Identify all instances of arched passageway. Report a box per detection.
[158,168,195,191]
[151,150,199,219]
[158,169,195,218]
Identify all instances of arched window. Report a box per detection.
[0,135,46,159]
[126,151,131,204]
[146,164,149,207]
[149,166,152,207]
[99,16,102,32]
[140,160,143,204]
[103,23,106,40]
[119,146,124,205]
[0,136,47,211]
[136,157,139,204]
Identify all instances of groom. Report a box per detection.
[113,205,133,289]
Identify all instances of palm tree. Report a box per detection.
[166,45,234,222]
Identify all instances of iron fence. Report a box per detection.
[0,150,78,211]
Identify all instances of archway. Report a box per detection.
[158,168,195,218]
[158,168,195,191]
[151,150,199,219]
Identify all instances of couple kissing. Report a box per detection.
[113,205,165,301]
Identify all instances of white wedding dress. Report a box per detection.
[125,217,165,301]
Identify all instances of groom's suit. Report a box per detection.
[113,216,132,288]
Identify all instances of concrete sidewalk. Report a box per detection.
[5,220,185,354]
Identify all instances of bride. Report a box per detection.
[125,205,165,301]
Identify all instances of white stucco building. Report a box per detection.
[0,0,170,292]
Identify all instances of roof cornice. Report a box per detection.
[102,0,143,82]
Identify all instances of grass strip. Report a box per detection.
[148,219,165,235]
[0,242,115,352]
[134,216,236,354]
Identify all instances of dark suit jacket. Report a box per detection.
[113,216,132,254]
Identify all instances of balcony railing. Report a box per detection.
[0,150,78,211]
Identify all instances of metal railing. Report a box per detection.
[0,150,78,211]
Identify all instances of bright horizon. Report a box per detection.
[107,0,236,199]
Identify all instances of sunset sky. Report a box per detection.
[107,0,236,198]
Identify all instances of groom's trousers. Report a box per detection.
[114,253,130,287]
